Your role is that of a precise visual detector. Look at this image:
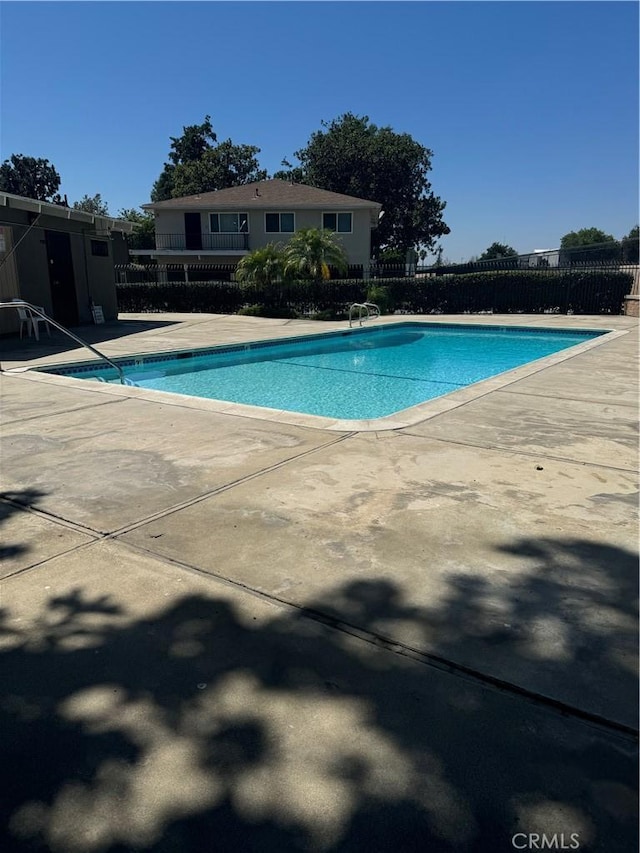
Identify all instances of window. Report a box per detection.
[322,212,352,233]
[90,240,109,257]
[265,212,295,233]
[209,212,249,233]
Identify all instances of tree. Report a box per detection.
[560,227,616,248]
[151,116,216,201]
[621,226,639,263]
[171,142,268,198]
[0,154,61,201]
[167,116,216,165]
[73,193,109,215]
[150,166,176,204]
[281,113,449,257]
[235,244,286,287]
[283,228,348,283]
[151,116,267,201]
[560,227,620,262]
[479,242,518,260]
[377,247,406,265]
[272,158,305,184]
[119,208,156,250]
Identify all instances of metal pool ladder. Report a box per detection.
[0,301,126,384]
[348,302,380,328]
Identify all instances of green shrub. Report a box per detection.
[309,309,349,321]
[366,285,395,314]
[237,304,264,316]
[378,270,631,315]
[116,269,633,317]
[116,281,245,314]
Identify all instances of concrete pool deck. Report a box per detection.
[1,313,638,852]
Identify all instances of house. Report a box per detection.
[0,192,134,334]
[526,249,560,268]
[140,179,382,270]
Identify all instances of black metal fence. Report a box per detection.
[433,238,639,273]
[115,264,633,317]
[116,263,239,283]
[430,257,635,276]
[116,263,381,283]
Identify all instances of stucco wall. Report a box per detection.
[12,218,55,311]
[0,225,20,333]
[153,207,374,266]
[246,208,373,265]
[0,206,123,330]
[83,240,120,321]
[154,210,187,236]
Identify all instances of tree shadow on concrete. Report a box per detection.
[0,539,637,852]
[308,537,639,731]
[0,490,48,568]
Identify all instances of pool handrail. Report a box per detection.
[349,302,380,328]
[0,301,125,384]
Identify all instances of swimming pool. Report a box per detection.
[41,322,606,421]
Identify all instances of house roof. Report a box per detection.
[0,191,135,232]
[143,179,382,211]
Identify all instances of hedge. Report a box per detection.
[115,281,247,314]
[116,269,633,317]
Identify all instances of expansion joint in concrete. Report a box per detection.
[106,430,358,539]
[109,537,640,744]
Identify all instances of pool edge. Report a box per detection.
[4,321,627,433]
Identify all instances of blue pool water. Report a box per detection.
[44,323,605,420]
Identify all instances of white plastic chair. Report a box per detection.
[12,299,52,341]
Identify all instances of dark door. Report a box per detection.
[45,231,79,326]
[184,212,202,250]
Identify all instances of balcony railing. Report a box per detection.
[155,233,249,251]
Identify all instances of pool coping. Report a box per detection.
[3,318,629,432]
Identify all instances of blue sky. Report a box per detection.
[1,1,637,261]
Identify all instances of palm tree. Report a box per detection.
[235,243,286,287]
[283,228,348,283]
